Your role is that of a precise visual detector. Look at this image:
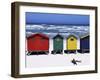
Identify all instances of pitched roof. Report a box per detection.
[53,34,63,39]
[80,34,89,39]
[67,35,77,39]
[27,33,49,39]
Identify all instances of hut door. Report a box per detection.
[54,38,63,50]
[67,37,77,50]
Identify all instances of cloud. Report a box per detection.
[26,31,33,34]
[26,24,89,32]
[58,26,89,33]
[26,25,45,30]
[26,24,89,36]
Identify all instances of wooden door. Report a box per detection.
[53,37,63,50]
[67,36,77,50]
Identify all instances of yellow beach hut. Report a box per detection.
[65,35,77,53]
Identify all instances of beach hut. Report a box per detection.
[77,35,90,53]
[65,35,77,53]
[52,34,63,54]
[27,33,49,55]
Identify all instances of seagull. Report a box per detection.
[71,59,81,65]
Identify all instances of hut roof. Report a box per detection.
[53,34,63,39]
[80,34,89,39]
[27,33,49,39]
[67,35,77,39]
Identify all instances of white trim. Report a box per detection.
[19,5,95,75]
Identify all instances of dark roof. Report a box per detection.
[67,35,77,39]
[53,34,63,39]
[80,34,89,39]
[27,33,49,39]
[80,36,89,40]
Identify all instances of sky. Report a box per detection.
[26,12,89,26]
[25,12,90,38]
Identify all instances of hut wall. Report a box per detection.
[80,36,89,50]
